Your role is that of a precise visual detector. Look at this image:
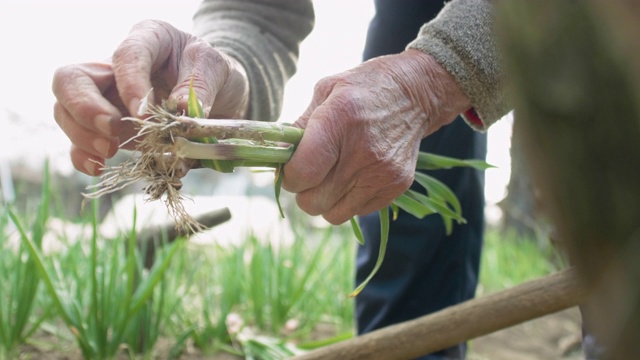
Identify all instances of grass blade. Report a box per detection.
[349,217,365,245]
[350,206,390,297]
[129,240,183,314]
[406,190,465,225]
[416,152,493,171]
[7,210,77,344]
[274,164,285,218]
[392,193,436,219]
[413,172,462,217]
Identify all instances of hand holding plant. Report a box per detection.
[84,79,491,296]
[52,19,249,176]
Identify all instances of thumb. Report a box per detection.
[292,74,339,129]
[169,41,247,118]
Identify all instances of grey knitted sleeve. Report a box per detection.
[407,0,507,130]
[192,0,315,121]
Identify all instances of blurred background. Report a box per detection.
[0,0,513,224]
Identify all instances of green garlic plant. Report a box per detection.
[86,80,492,297]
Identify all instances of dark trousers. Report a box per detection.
[355,2,488,359]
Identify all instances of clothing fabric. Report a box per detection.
[193,0,505,128]
[193,0,315,122]
[356,2,486,359]
[407,0,505,131]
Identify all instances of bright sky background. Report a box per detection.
[0,0,511,217]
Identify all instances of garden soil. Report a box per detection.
[18,307,584,359]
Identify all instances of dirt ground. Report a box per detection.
[469,307,584,360]
[17,308,584,359]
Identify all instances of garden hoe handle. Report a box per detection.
[293,268,587,360]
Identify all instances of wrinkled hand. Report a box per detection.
[52,19,249,175]
[282,50,470,224]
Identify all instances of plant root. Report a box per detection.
[83,105,204,234]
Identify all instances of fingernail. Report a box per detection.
[94,114,113,136]
[83,159,97,175]
[136,89,155,116]
[128,98,141,117]
[93,138,111,157]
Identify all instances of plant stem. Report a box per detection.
[173,137,295,164]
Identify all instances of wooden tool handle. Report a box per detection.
[294,268,587,360]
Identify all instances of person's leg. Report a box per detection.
[356,118,487,360]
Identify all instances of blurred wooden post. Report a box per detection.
[137,207,232,269]
[498,1,640,358]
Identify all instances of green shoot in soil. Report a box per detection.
[17,195,183,359]
[1,162,51,359]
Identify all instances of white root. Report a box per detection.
[83,104,204,234]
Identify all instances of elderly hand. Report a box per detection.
[282,49,470,224]
[52,19,249,176]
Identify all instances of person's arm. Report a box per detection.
[407,0,507,131]
[193,0,315,122]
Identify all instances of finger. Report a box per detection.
[112,20,180,115]
[54,102,118,160]
[281,119,340,194]
[70,144,105,176]
[170,40,225,113]
[52,63,122,137]
[303,158,414,224]
[281,75,344,192]
[295,168,390,224]
[321,194,363,225]
[170,43,248,118]
[291,76,337,130]
[321,186,396,226]
[294,173,355,217]
[101,79,141,150]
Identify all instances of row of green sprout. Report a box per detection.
[1,165,557,359]
[1,165,356,359]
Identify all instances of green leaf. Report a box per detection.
[32,160,50,246]
[412,173,462,236]
[350,217,364,245]
[8,209,77,334]
[392,193,436,219]
[350,206,389,297]
[297,332,353,350]
[407,189,466,225]
[391,203,400,221]
[414,172,462,217]
[129,240,183,314]
[416,152,494,171]
[274,164,285,218]
[441,214,454,236]
[187,77,204,119]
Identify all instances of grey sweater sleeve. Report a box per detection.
[192,0,315,121]
[407,0,507,131]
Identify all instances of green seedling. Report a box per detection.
[1,162,52,358]
[16,195,183,359]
